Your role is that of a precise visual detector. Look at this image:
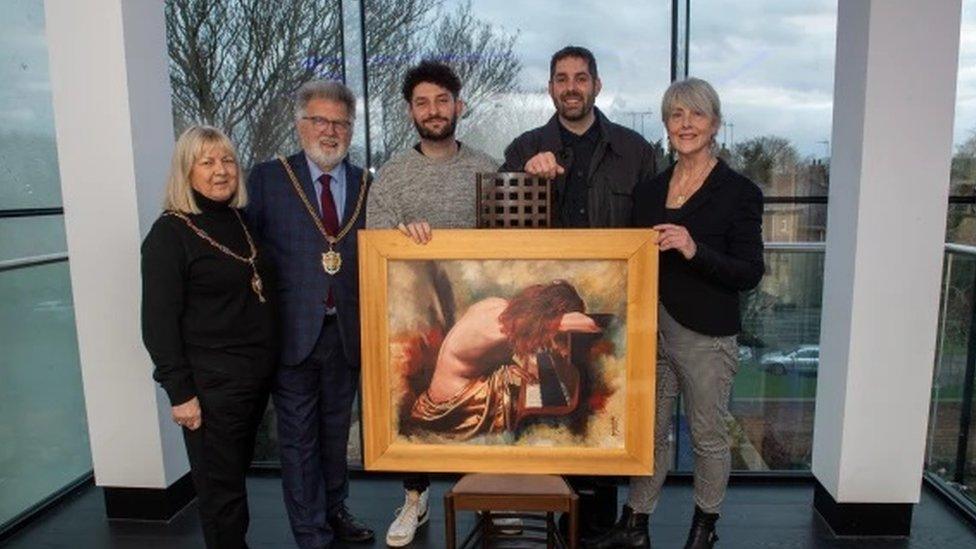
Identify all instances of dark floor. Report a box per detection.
[2,475,975,548]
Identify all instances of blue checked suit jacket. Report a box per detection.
[245,152,368,367]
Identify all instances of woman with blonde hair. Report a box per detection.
[142,125,276,549]
[584,78,764,549]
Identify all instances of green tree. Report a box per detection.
[731,135,799,192]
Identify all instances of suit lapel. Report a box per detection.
[341,161,361,225]
[288,152,318,212]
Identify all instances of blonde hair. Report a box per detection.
[163,125,247,213]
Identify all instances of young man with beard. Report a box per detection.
[245,81,374,549]
[365,60,498,547]
[501,45,658,540]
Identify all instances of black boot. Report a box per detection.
[684,506,719,548]
[580,505,650,549]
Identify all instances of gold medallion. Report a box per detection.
[251,273,266,303]
[322,249,342,275]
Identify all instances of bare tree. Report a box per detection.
[166,0,342,168]
[365,0,521,164]
[167,0,521,169]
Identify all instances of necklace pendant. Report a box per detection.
[251,273,266,303]
[322,249,342,275]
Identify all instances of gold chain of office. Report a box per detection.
[277,155,367,275]
[163,209,266,303]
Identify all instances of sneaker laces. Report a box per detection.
[390,498,420,531]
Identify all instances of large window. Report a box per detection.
[161,0,838,473]
[927,0,976,510]
[364,0,671,166]
[681,0,837,471]
[0,0,90,532]
[689,0,833,250]
[948,1,976,245]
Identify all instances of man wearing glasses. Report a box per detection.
[246,80,374,549]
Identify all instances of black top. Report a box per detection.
[557,122,601,227]
[501,108,657,228]
[141,191,277,406]
[633,158,764,336]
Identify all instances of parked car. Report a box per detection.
[760,345,820,375]
[738,346,754,363]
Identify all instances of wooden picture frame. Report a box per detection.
[358,229,658,476]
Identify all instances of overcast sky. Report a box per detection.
[4,1,976,162]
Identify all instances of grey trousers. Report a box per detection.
[627,304,738,515]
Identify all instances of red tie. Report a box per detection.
[320,174,339,308]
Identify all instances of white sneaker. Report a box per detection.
[385,489,429,547]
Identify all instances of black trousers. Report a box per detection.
[403,473,430,493]
[275,316,359,549]
[183,369,271,549]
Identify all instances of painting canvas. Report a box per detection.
[359,229,657,475]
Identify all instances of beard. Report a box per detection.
[302,138,349,170]
[555,90,595,122]
[413,113,458,141]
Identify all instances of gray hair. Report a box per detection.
[660,77,722,127]
[293,80,357,121]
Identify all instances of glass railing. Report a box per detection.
[925,244,976,512]
[669,242,825,472]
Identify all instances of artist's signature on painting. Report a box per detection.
[611,416,619,437]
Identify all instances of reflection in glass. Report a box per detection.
[0,262,90,528]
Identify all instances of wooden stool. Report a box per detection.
[445,473,578,548]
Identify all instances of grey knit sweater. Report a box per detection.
[366,144,499,229]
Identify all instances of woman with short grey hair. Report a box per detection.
[584,78,764,549]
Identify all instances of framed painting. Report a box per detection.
[358,229,657,476]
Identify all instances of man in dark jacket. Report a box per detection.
[501,45,659,539]
[501,45,658,228]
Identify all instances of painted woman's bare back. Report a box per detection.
[427,298,511,401]
[425,297,602,403]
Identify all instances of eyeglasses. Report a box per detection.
[301,116,352,133]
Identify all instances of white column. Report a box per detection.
[44,0,187,490]
[814,0,961,507]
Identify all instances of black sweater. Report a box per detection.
[633,159,764,336]
[141,191,276,406]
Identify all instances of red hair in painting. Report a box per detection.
[498,280,585,358]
